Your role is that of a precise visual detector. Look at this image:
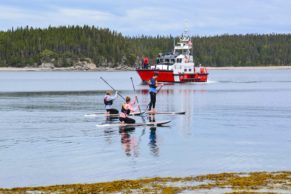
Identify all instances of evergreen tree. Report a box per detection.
[0,26,290,67]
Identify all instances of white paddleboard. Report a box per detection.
[146,111,186,115]
[96,120,171,127]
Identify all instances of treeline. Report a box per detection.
[0,26,129,67]
[0,25,291,67]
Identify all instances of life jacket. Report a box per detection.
[121,103,130,115]
[149,78,157,89]
[143,57,149,64]
[104,96,113,105]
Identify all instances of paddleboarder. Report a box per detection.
[119,96,137,124]
[104,90,119,114]
[148,72,160,113]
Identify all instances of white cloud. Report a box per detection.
[42,7,116,28]
[0,6,35,20]
[55,8,114,22]
[0,0,291,35]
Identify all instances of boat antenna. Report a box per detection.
[191,36,194,64]
[173,37,175,54]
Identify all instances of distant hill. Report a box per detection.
[0,25,291,68]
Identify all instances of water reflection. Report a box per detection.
[148,115,159,157]
[103,128,116,144]
[148,114,156,123]
[117,115,160,158]
[141,88,174,95]
[119,126,138,157]
[105,115,119,121]
[149,127,159,157]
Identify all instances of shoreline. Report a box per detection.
[0,66,135,72]
[207,65,291,70]
[0,65,291,72]
[0,171,290,193]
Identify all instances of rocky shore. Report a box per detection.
[0,64,135,72]
[0,171,290,193]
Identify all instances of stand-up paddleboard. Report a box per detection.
[96,120,171,127]
[85,111,145,117]
[146,111,186,115]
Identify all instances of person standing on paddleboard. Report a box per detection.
[119,96,137,124]
[104,90,119,114]
[148,72,160,113]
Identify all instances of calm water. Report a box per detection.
[0,70,291,188]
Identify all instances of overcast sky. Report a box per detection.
[1,0,291,36]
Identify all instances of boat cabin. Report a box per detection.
[136,28,208,83]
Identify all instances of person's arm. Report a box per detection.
[125,103,137,112]
[130,97,136,105]
[113,91,118,99]
[106,92,118,101]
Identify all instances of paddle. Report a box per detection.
[157,84,164,94]
[130,77,146,122]
[100,77,125,100]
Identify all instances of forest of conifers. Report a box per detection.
[0,25,291,67]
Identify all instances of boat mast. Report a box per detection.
[173,37,175,54]
[191,37,194,64]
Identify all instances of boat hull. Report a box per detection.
[137,69,174,82]
[136,69,208,82]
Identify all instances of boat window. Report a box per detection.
[177,58,182,63]
[189,69,191,71]
[184,69,187,72]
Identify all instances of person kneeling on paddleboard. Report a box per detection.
[119,96,137,124]
[104,90,119,114]
[148,72,160,113]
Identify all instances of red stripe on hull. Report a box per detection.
[177,73,208,82]
[136,69,174,82]
[136,69,208,82]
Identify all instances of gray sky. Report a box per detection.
[1,0,291,36]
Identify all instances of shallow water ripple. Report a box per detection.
[0,70,291,187]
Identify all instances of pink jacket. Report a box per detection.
[119,98,137,118]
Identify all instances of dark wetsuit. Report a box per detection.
[148,78,157,110]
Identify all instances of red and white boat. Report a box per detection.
[136,30,208,82]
